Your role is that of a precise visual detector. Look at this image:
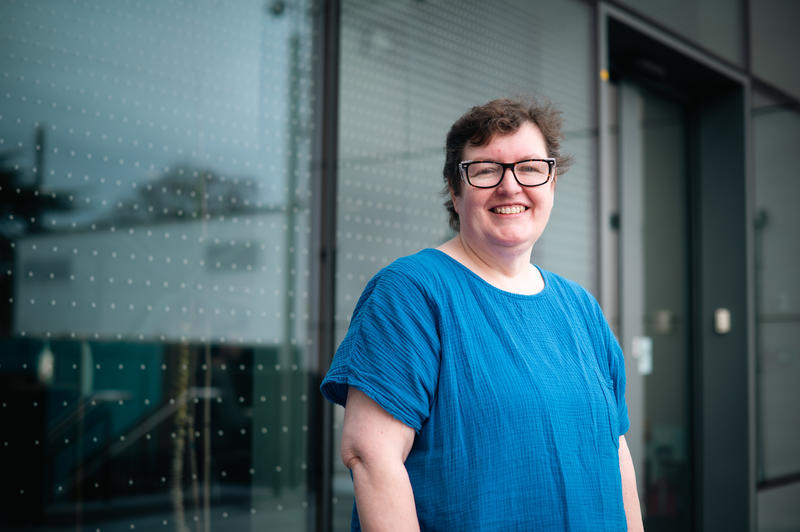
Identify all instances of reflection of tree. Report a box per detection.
[0,155,73,236]
[101,164,267,228]
[0,126,74,334]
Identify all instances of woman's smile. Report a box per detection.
[490,204,529,215]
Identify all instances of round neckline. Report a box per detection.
[424,248,550,299]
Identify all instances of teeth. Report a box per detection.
[492,205,526,214]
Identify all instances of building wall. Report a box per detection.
[0,0,798,530]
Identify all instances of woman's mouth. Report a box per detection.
[490,205,528,214]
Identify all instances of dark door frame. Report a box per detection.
[597,4,755,531]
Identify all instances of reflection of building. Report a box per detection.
[0,0,799,531]
[14,213,307,344]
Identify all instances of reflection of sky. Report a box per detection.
[0,0,312,227]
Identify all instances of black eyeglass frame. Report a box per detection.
[458,158,557,188]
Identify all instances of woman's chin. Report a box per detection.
[487,232,536,250]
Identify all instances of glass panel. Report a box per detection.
[617,82,692,531]
[614,0,744,67]
[753,90,800,482]
[751,1,800,102]
[0,1,319,530]
[335,0,594,527]
[638,91,691,531]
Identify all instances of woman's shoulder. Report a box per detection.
[386,248,448,271]
[361,249,452,301]
[346,250,452,335]
[376,249,453,285]
[539,267,601,310]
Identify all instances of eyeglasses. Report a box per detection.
[458,158,556,188]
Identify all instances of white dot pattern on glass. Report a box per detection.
[330,0,599,520]
[335,0,597,347]
[0,0,317,529]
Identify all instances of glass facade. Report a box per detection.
[0,0,319,530]
[0,1,798,531]
[753,90,800,483]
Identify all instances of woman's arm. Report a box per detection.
[619,435,644,531]
[341,387,420,532]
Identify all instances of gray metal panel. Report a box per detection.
[597,3,612,310]
[695,86,751,531]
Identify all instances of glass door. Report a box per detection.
[615,81,694,532]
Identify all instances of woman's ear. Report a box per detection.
[449,186,459,213]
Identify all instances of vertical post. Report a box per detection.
[33,125,45,232]
[596,4,611,309]
[34,125,45,188]
[694,86,751,532]
[743,84,757,532]
[283,29,301,492]
[308,1,339,531]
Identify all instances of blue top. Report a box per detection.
[321,249,630,531]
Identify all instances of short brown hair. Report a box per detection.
[442,97,572,231]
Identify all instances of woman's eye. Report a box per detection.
[471,165,499,177]
[517,162,547,174]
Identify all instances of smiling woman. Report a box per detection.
[321,98,644,531]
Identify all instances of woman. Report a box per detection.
[321,98,644,531]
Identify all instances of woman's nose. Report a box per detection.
[497,166,523,193]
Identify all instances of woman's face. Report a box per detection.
[452,121,555,257]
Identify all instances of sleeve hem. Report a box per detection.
[321,372,423,432]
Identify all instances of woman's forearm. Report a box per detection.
[350,456,420,532]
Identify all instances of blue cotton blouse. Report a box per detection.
[321,249,630,531]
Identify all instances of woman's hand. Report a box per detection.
[341,387,420,532]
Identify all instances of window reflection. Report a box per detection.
[0,0,318,529]
[753,91,800,483]
[0,340,310,529]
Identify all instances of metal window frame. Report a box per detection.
[308,1,340,531]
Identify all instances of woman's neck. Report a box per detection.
[436,235,544,295]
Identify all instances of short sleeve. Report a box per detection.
[320,267,441,431]
[583,290,630,438]
[606,329,630,436]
